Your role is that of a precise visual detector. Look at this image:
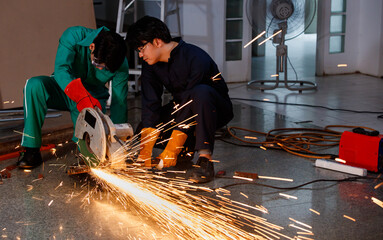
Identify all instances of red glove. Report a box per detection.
[64,78,101,112]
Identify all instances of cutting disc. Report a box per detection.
[78,137,100,168]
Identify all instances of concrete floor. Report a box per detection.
[1,35,383,239]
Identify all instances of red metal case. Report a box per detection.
[339,131,383,172]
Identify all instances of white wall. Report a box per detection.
[357,1,383,77]
[316,0,383,77]
[224,1,252,83]
[180,0,225,75]
[180,0,251,83]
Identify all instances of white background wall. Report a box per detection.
[357,1,383,77]
[182,0,251,83]
[316,0,383,77]
[180,0,226,78]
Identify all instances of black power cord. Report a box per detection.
[231,97,383,115]
[213,175,383,191]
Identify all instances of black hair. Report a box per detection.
[126,16,172,51]
[92,30,127,72]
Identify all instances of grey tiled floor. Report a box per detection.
[230,73,383,132]
[1,34,383,239]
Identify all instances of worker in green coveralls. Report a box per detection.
[17,26,129,169]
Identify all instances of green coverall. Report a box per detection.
[21,26,129,148]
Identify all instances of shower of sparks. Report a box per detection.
[50,148,57,156]
[372,197,383,208]
[297,232,314,236]
[335,158,346,164]
[211,72,222,81]
[90,167,293,239]
[309,208,320,215]
[279,193,297,200]
[48,200,54,206]
[13,130,35,139]
[271,74,279,77]
[289,224,312,234]
[240,192,249,198]
[163,114,199,133]
[75,109,297,239]
[258,30,282,46]
[55,181,63,190]
[244,31,266,48]
[260,146,267,151]
[343,215,356,222]
[167,170,186,174]
[233,175,254,181]
[263,99,270,101]
[245,136,258,140]
[297,236,314,240]
[289,218,312,229]
[171,100,193,115]
[258,176,293,182]
[156,137,172,145]
[337,64,348,67]
[374,182,383,189]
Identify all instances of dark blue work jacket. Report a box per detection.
[141,38,231,128]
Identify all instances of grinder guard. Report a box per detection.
[75,108,133,168]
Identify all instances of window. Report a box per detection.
[225,0,243,61]
[329,0,346,53]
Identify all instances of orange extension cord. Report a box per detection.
[226,125,378,159]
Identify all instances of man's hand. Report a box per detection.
[156,130,188,169]
[64,78,101,112]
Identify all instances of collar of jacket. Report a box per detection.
[169,37,184,62]
[78,26,110,47]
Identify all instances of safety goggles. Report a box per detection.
[92,56,108,70]
[135,41,149,54]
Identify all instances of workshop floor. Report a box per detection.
[1,37,383,239]
[1,75,383,239]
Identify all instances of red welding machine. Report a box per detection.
[339,130,383,172]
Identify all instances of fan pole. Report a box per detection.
[248,22,317,93]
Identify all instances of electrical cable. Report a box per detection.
[213,175,382,191]
[224,125,342,159]
[221,125,377,159]
[230,97,383,114]
[286,55,299,81]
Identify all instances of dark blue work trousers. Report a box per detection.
[157,84,233,153]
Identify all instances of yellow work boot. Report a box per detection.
[137,128,160,167]
[156,130,188,169]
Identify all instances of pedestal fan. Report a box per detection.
[248,0,317,92]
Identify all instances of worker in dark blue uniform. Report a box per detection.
[17,26,129,169]
[126,16,233,183]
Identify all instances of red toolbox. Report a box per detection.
[339,131,383,172]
